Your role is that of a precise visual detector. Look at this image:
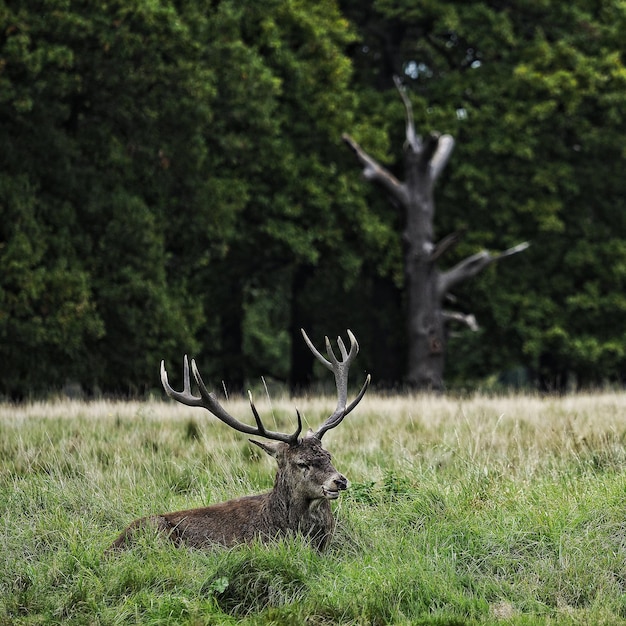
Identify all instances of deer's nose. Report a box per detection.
[334,475,348,491]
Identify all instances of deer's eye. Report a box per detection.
[297,462,310,470]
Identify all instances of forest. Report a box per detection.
[1,0,625,397]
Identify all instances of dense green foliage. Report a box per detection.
[1,0,625,395]
[341,0,626,390]
[1,395,625,624]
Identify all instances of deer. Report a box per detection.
[108,329,370,552]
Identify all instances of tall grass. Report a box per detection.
[1,393,625,624]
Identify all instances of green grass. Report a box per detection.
[1,393,625,624]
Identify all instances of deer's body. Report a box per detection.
[109,437,341,551]
[109,330,368,553]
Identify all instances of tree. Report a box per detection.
[0,0,385,395]
[0,5,105,397]
[0,0,232,394]
[343,78,528,389]
[0,175,103,397]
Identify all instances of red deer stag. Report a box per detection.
[109,329,369,552]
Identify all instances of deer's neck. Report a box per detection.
[267,472,334,549]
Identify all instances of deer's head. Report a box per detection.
[160,329,370,503]
[251,436,348,502]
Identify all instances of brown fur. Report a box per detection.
[109,436,346,552]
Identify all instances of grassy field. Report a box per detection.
[1,392,625,625]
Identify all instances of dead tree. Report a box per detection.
[343,77,528,390]
[108,330,370,552]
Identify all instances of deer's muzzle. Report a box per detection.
[322,474,348,499]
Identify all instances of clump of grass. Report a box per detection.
[211,542,312,616]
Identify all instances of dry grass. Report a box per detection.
[2,390,624,484]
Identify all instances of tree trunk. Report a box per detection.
[402,145,446,389]
[289,265,314,393]
[369,275,405,386]
[220,285,245,392]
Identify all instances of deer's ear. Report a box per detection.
[249,439,284,458]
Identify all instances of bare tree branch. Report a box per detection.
[443,311,479,331]
[393,75,420,152]
[430,228,467,262]
[420,132,442,169]
[392,75,453,179]
[495,241,531,259]
[438,250,491,298]
[342,133,408,206]
[437,241,530,299]
[430,134,455,181]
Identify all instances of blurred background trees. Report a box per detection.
[1,0,624,397]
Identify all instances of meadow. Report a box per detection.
[0,392,625,625]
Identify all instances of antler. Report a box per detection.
[160,355,302,444]
[301,329,371,440]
